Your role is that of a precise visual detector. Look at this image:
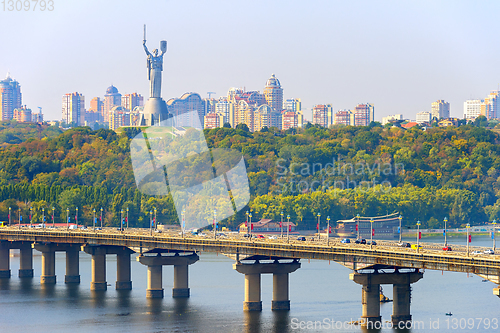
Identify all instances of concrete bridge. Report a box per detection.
[0,227,499,327]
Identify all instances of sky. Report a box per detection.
[1,0,500,122]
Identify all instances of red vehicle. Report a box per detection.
[257,234,265,239]
[442,246,452,251]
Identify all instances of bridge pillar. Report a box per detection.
[233,260,301,311]
[85,246,107,291]
[116,249,133,290]
[18,244,33,278]
[350,270,423,327]
[65,245,80,283]
[137,253,199,298]
[34,243,57,284]
[0,242,10,278]
[493,287,500,298]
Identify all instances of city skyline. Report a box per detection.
[1,1,500,121]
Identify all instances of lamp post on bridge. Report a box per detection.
[317,212,321,240]
[18,208,21,229]
[120,209,124,233]
[75,207,78,227]
[398,215,402,243]
[246,211,249,238]
[466,223,471,256]
[52,207,55,228]
[493,220,497,252]
[154,208,157,231]
[356,214,360,240]
[100,207,103,228]
[416,221,421,253]
[30,207,32,228]
[8,207,11,226]
[280,211,283,238]
[126,207,129,230]
[213,209,217,239]
[149,210,153,235]
[42,208,45,228]
[66,208,69,229]
[327,216,331,246]
[249,212,253,238]
[370,219,374,249]
[287,214,290,243]
[444,217,448,246]
[181,209,185,238]
[93,208,96,231]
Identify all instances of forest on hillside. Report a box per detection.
[0,121,499,229]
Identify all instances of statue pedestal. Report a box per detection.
[140,98,169,126]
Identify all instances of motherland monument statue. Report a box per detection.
[140,25,170,126]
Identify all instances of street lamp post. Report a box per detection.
[75,207,78,227]
[8,207,11,226]
[120,209,124,232]
[287,214,290,243]
[18,208,21,229]
[466,223,471,256]
[52,207,55,228]
[356,214,360,240]
[493,220,497,252]
[42,208,45,229]
[370,219,374,249]
[213,209,217,239]
[280,211,284,238]
[181,209,185,238]
[416,221,421,253]
[100,207,103,228]
[126,207,129,230]
[66,208,69,229]
[249,212,253,238]
[149,210,153,235]
[444,217,448,246]
[93,208,96,231]
[398,215,403,243]
[327,216,331,246]
[154,208,157,231]
[317,213,321,240]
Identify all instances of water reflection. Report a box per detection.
[243,311,261,333]
[90,290,107,308]
[146,297,163,315]
[40,283,55,297]
[19,277,33,294]
[272,310,290,333]
[116,289,132,309]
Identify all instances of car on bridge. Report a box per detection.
[268,235,277,240]
[442,246,452,251]
[355,239,366,244]
[398,242,411,248]
[341,238,351,244]
[367,240,377,246]
[296,236,306,241]
[484,249,495,255]
[471,250,482,255]
[257,234,265,239]
[411,244,423,250]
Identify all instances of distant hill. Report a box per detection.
[0,120,62,146]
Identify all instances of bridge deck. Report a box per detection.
[0,228,499,277]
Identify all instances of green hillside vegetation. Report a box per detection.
[0,120,62,146]
[0,122,499,230]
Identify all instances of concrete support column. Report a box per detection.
[65,248,80,283]
[173,264,189,297]
[361,283,381,325]
[41,250,56,284]
[272,273,290,310]
[18,244,33,278]
[116,251,132,290]
[244,273,262,311]
[91,248,107,291]
[146,265,163,298]
[0,245,10,278]
[234,260,301,312]
[392,283,412,325]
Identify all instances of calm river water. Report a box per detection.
[0,235,498,332]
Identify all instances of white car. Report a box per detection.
[471,250,482,255]
[268,235,277,240]
[484,249,495,255]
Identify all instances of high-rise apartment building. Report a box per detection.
[431,100,450,120]
[13,106,32,122]
[166,92,205,128]
[354,103,374,126]
[381,114,403,125]
[415,111,432,124]
[312,104,333,127]
[88,97,103,113]
[333,109,353,126]
[282,111,299,130]
[103,85,122,123]
[204,112,224,129]
[122,93,143,111]
[463,99,484,120]
[109,106,131,130]
[0,74,22,120]
[285,98,301,112]
[62,92,85,126]
[215,97,232,125]
[263,74,283,112]
[485,91,499,120]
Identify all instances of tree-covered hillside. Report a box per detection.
[0,123,499,229]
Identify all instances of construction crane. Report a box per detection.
[207,92,216,99]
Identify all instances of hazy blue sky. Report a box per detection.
[1,0,499,121]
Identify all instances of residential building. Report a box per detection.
[109,106,130,130]
[13,106,32,122]
[431,100,450,120]
[254,104,280,131]
[62,92,85,126]
[463,99,484,121]
[166,92,205,128]
[415,111,432,124]
[334,109,353,126]
[263,74,283,112]
[32,111,43,123]
[381,114,403,125]
[284,98,301,112]
[282,111,299,130]
[312,104,333,127]
[354,103,374,126]
[122,93,143,111]
[88,97,103,113]
[103,85,122,123]
[215,97,232,125]
[0,74,22,120]
[204,112,224,129]
[485,91,499,120]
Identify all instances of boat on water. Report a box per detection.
[446,312,453,316]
